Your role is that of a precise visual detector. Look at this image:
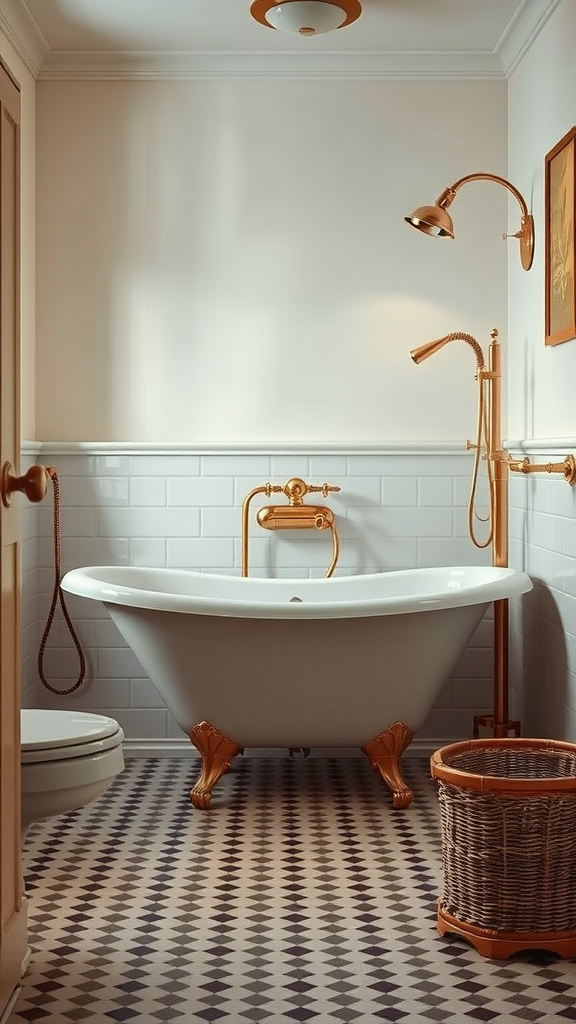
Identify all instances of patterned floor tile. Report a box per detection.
[11,756,576,1022]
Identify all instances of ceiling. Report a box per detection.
[0,0,560,77]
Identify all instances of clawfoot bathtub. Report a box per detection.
[61,565,532,809]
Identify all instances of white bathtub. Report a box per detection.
[61,564,532,808]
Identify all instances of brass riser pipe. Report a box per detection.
[474,599,520,738]
[482,335,519,736]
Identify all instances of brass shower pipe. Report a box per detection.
[241,477,341,578]
[410,328,576,738]
[508,455,576,480]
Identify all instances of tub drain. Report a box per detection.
[289,596,303,602]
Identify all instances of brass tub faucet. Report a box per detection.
[241,477,341,577]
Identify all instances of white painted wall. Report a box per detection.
[36,79,508,444]
[508,0,576,441]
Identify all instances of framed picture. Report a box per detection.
[545,126,576,346]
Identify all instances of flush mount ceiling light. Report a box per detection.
[404,172,534,271]
[250,0,362,36]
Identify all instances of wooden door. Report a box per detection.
[0,60,26,1021]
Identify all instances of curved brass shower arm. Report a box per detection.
[427,172,534,271]
[436,173,530,220]
[410,331,485,373]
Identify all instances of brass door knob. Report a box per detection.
[1,461,50,508]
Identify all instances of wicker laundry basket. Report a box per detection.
[430,737,576,959]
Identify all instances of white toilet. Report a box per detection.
[21,709,125,829]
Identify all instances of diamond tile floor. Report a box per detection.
[13,756,576,1023]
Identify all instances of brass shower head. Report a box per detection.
[405,173,534,270]
[410,331,486,373]
[405,188,456,239]
[410,336,453,364]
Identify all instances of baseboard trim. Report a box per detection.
[0,986,21,1024]
[122,737,450,759]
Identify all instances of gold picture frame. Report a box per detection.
[545,126,576,346]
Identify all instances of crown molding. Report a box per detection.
[0,0,562,81]
[497,0,562,76]
[0,0,48,76]
[37,49,506,82]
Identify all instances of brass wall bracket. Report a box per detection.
[508,454,576,484]
[241,477,341,578]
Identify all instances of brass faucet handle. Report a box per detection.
[466,440,487,460]
[282,479,341,502]
[264,483,284,496]
[282,478,309,503]
[308,482,341,497]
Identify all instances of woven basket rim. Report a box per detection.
[430,737,576,793]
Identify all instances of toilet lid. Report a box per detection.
[21,709,121,751]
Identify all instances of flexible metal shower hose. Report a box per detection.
[37,467,86,694]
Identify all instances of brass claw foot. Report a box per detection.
[189,721,243,809]
[362,721,415,808]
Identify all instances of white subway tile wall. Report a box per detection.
[509,464,576,741]
[22,443,553,754]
